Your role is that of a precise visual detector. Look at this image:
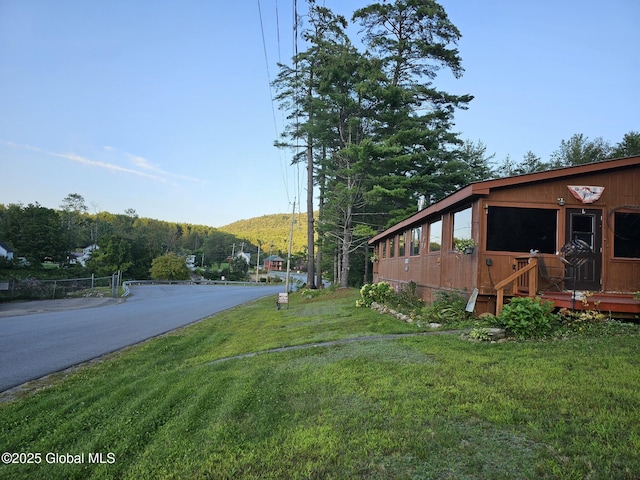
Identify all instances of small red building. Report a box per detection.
[369,156,640,316]
[264,255,285,271]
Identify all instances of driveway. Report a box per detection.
[0,284,282,393]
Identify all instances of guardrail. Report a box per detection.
[121,279,282,297]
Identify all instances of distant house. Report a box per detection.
[369,155,640,317]
[186,254,197,270]
[263,255,285,271]
[0,241,14,261]
[236,251,251,264]
[76,244,99,267]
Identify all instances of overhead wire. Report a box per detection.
[257,0,292,205]
[293,0,302,220]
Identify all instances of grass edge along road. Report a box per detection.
[1,288,639,479]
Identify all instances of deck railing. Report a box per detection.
[495,257,539,314]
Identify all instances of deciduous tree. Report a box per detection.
[149,253,191,281]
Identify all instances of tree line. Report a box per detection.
[272,0,640,289]
[0,193,260,280]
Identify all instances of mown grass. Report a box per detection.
[1,288,639,479]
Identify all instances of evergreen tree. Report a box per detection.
[612,131,640,158]
[550,133,612,167]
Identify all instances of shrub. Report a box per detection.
[420,291,470,325]
[496,297,557,339]
[299,288,321,299]
[356,282,394,308]
[468,323,492,341]
[394,281,423,310]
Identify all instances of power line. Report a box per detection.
[256,0,291,204]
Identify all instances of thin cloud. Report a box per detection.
[0,141,165,182]
[104,146,207,184]
[54,151,165,181]
[2,141,205,184]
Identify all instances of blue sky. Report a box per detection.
[1,1,638,227]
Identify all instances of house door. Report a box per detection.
[565,208,602,291]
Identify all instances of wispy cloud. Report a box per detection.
[2,141,206,185]
[54,151,165,181]
[104,146,207,184]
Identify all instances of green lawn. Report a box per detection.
[1,289,639,479]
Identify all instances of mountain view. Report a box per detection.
[219,212,315,256]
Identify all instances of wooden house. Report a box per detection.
[369,156,640,317]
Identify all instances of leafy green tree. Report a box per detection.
[59,193,89,258]
[0,203,23,252]
[149,253,191,281]
[202,230,240,267]
[86,235,133,277]
[226,255,249,281]
[16,203,65,265]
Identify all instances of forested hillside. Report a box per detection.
[0,195,265,280]
[219,213,315,255]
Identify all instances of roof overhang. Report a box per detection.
[369,155,640,244]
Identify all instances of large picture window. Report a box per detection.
[487,206,556,254]
[614,212,640,258]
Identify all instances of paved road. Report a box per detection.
[0,284,282,392]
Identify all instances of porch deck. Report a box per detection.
[497,256,640,317]
[537,291,640,316]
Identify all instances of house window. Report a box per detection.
[398,232,405,256]
[487,206,556,254]
[411,227,421,256]
[381,240,387,259]
[389,237,395,258]
[614,212,640,258]
[428,219,442,252]
[453,206,472,246]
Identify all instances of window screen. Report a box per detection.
[487,206,556,254]
[614,212,640,258]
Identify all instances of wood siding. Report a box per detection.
[371,157,640,314]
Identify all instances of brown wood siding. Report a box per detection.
[371,158,640,314]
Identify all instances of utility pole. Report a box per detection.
[285,200,295,293]
[255,242,261,283]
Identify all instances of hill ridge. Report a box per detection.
[218,212,316,255]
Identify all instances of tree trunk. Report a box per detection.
[306,134,316,288]
[339,203,353,288]
[363,244,369,285]
[306,83,316,288]
[315,157,326,289]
